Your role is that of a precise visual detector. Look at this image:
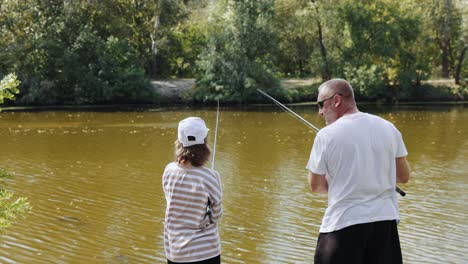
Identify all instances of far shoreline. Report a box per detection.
[1,100,467,113]
[1,78,466,111]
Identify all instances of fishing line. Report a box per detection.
[257,88,406,197]
[211,99,220,170]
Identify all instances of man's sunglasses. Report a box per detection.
[317,93,342,109]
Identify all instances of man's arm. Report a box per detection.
[396,157,410,183]
[308,171,328,193]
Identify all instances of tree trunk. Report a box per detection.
[297,38,306,77]
[149,1,161,78]
[132,0,150,71]
[441,0,452,78]
[454,46,466,84]
[441,42,450,78]
[311,0,331,81]
[317,21,331,80]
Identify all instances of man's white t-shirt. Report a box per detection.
[307,112,408,233]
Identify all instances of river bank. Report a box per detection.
[1,78,466,111]
[153,78,467,103]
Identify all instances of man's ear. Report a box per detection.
[333,95,341,108]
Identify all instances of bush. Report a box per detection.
[344,64,387,99]
[0,73,20,104]
[15,22,155,105]
[193,0,283,104]
[403,84,466,101]
[0,169,30,230]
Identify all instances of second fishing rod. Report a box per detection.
[257,88,406,197]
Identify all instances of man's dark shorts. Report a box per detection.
[314,220,402,264]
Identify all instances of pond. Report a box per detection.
[0,103,467,263]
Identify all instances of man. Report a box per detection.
[306,79,410,264]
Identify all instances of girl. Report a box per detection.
[162,117,223,264]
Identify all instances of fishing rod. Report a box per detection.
[211,99,220,170]
[205,99,220,224]
[257,89,320,132]
[257,88,406,197]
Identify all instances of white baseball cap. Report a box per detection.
[178,117,209,147]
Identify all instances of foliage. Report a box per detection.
[286,82,321,102]
[195,0,284,103]
[338,0,424,99]
[430,0,465,78]
[1,0,156,105]
[156,15,208,78]
[0,73,21,104]
[274,0,316,77]
[402,83,465,101]
[150,0,209,78]
[344,65,386,99]
[0,169,31,231]
[0,0,467,104]
[20,24,153,104]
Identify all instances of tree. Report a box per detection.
[430,0,466,81]
[195,0,283,103]
[338,0,422,99]
[310,0,331,80]
[148,0,210,78]
[453,0,467,84]
[275,0,316,77]
[0,0,154,105]
[274,0,338,80]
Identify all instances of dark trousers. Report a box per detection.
[167,255,221,264]
[315,220,402,264]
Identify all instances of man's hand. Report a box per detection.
[396,157,410,183]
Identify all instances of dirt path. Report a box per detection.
[151,79,195,100]
[150,78,322,97]
[150,78,461,99]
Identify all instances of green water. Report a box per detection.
[0,104,466,263]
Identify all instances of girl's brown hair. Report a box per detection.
[174,138,211,167]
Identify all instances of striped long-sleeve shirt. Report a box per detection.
[162,162,223,262]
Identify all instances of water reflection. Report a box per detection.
[0,104,466,263]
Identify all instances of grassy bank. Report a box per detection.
[280,78,467,104]
[153,78,467,105]
[2,78,466,109]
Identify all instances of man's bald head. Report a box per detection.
[318,79,355,100]
[317,79,358,123]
